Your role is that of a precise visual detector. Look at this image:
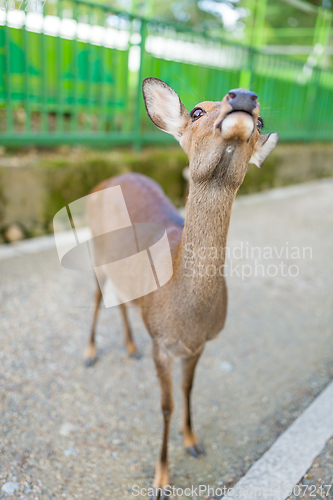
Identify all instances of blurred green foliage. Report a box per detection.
[112,0,331,43]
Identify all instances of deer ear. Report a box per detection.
[142,77,189,142]
[249,133,279,168]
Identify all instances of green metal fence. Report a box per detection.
[0,0,332,147]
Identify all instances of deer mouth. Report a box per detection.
[219,110,255,141]
[226,109,254,118]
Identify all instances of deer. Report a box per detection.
[83,77,279,499]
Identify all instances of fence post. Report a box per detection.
[133,19,146,152]
[239,48,254,90]
[5,24,13,133]
[56,0,64,133]
[306,67,321,141]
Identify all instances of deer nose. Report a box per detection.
[227,89,258,114]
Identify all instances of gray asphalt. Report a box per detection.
[1,179,333,499]
[288,438,333,500]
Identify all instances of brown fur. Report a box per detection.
[84,78,279,498]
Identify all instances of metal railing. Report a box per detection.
[0,0,332,147]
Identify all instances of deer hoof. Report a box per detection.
[150,488,169,500]
[83,356,97,367]
[129,350,142,360]
[127,341,141,359]
[186,443,206,458]
[84,344,97,367]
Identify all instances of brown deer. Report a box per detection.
[84,78,279,499]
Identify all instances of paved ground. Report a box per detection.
[288,438,333,500]
[1,179,333,499]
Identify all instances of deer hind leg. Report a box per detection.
[84,278,104,367]
[181,349,206,458]
[151,341,174,500]
[119,303,140,358]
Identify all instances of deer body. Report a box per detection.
[85,79,279,499]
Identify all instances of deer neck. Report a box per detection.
[175,180,236,286]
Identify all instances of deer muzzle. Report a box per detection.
[227,89,258,114]
[215,88,260,141]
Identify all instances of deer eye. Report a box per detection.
[257,117,264,130]
[191,107,206,121]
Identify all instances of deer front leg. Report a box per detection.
[84,282,103,367]
[119,303,139,358]
[151,341,174,500]
[181,349,206,458]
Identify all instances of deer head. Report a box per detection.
[142,77,279,192]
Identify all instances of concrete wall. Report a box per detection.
[271,143,333,185]
[0,165,48,237]
[0,143,332,242]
